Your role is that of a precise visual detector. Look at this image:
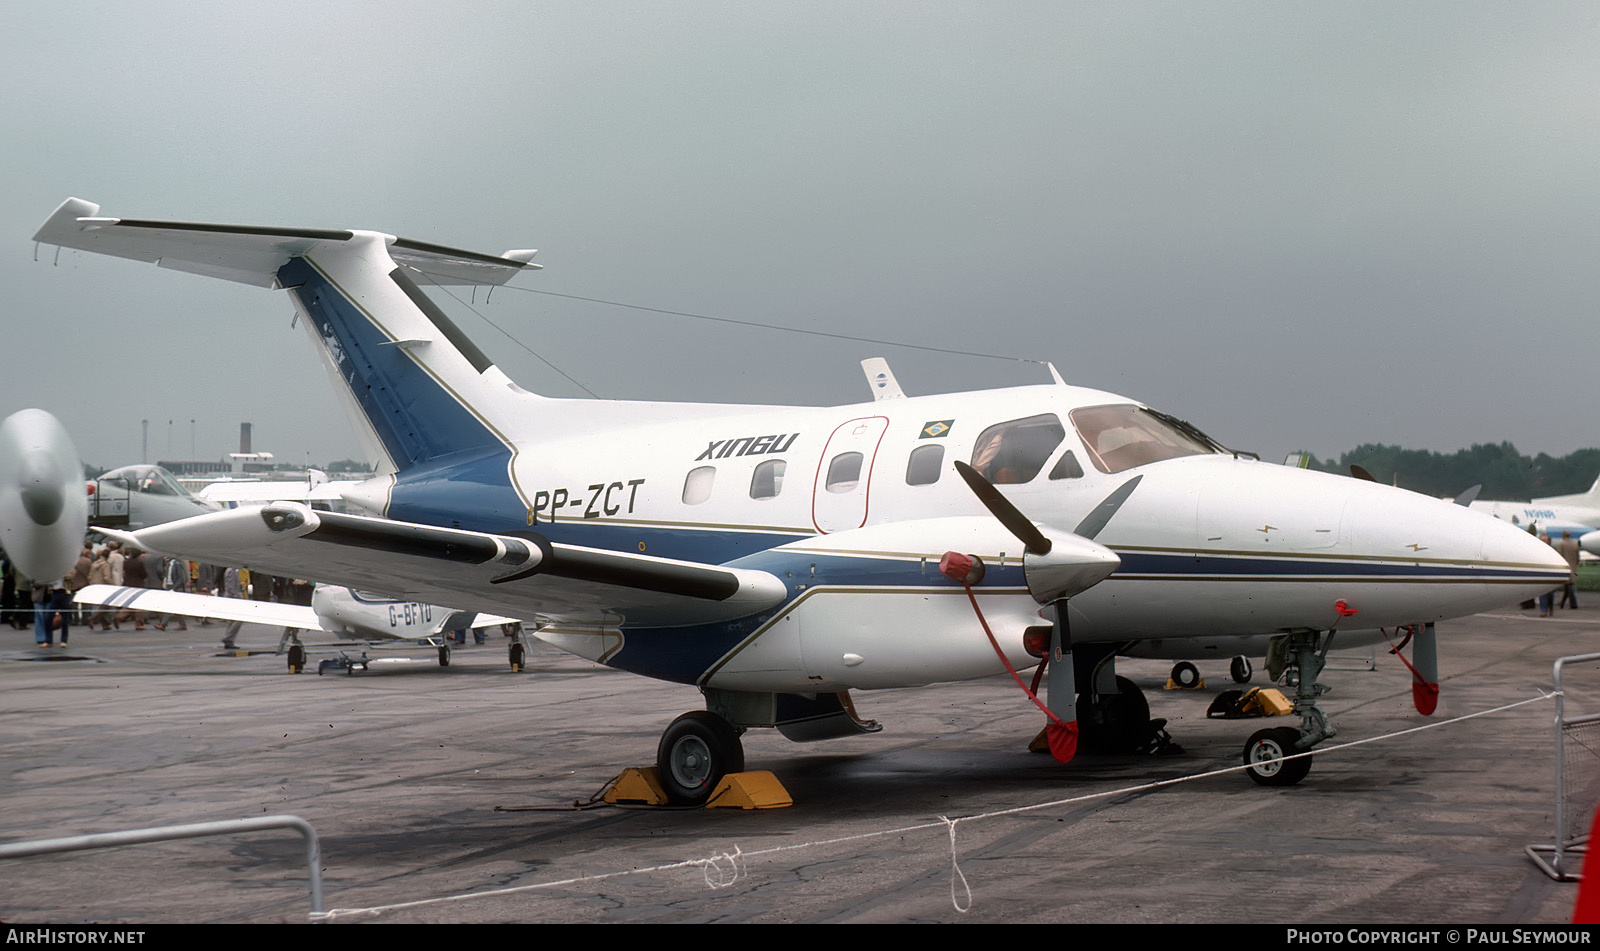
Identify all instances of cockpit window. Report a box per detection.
[1048,450,1084,480]
[101,465,191,497]
[1069,404,1220,474]
[969,415,1066,484]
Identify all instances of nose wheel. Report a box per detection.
[656,711,744,805]
[1244,727,1312,786]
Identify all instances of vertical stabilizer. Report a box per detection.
[34,199,543,526]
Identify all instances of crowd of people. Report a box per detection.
[1,536,313,649]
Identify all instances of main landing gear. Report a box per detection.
[506,623,534,673]
[1241,629,1333,787]
[1076,646,1177,755]
[656,711,744,805]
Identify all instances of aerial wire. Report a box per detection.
[413,271,602,398]
[415,268,1046,370]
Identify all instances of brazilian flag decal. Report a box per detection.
[921,420,954,439]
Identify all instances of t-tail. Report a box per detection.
[33,198,541,529]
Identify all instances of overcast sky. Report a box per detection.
[4,2,1597,471]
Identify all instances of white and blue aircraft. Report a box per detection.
[33,198,1569,801]
[1468,477,1600,555]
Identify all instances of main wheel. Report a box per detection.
[438,645,451,667]
[1230,655,1253,684]
[287,644,305,674]
[509,642,525,673]
[1243,727,1312,786]
[656,711,744,806]
[1171,661,1200,688]
[1077,675,1152,753]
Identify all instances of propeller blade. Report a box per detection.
[953,460,1051,555]
[1073,475,1143,540]
[1350,464,1376,482]
[1453,484,1482,507]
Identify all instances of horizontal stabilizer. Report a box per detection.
[33,198,540,288]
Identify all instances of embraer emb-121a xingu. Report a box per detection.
[33,198,1567,802]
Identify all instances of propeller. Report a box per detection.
[0,409,87,581]
[950,461,1140,762]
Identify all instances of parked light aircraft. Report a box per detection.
[88,464,220,529]
[73,582,519,672]
[34,198,1569,801]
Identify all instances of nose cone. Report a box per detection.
[1482,517,1572,593]
[1341,478,1571,621]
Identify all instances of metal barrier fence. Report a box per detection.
[0,815,323,917]
[1527,651,1600,881]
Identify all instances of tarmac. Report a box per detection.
[1,604,1597,924]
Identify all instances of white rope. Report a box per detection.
[943,816,972,914]
[314,689,1556,921]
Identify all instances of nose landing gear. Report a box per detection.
[1242,629,1334,786]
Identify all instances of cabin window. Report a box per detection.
[1069,404,1217,474]
[682,466,716,505]
[750,460,786,500]
[906,444,944,486]
[969,415,1066,484]
[825,452,863,493]
[1049,450,1084,480]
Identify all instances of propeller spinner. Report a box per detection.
[0,409,87,581]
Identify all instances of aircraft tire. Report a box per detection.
[287,645,305,674]
[656,711,744,806]
[509,642,525,673]
[438,645,451,668]
[1230,655,1253,684]
[1243,727,1312,787]
[1171,661,1200,688]
[1077,675,1151,753]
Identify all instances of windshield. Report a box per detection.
[100,465,195,498]
[1069,404,1221,474]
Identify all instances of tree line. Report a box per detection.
[1294,443,1600,501]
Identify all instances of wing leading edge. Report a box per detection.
[100,504,789,629]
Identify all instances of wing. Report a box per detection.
[197,481,358,505]
[74,584,323,630]
[98,503,788,629]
